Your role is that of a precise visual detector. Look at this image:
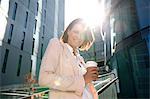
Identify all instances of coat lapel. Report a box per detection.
[62,43,80,75]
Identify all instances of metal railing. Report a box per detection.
[0,84,50,99]
[97,77,118,95]
[0,71,118,99]
[94,71,118,99]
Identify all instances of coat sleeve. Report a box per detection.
[38,38,85,96]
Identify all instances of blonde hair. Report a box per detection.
[60,18,95,51]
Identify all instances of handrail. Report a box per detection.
[0,84,48,92]
[94,78,111,88]
[0,89,50,99]
[18,90,50,99]
[98,72,116,79]
[1,72,118,98]
[0,84,50,99]
[0,84,38,91]
[97,77,118,95]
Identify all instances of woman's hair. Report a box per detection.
[60,18,95,51]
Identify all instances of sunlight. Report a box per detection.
[0,11,8,46]
[65,0,105,28]
[0,0,9,46]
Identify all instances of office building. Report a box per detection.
[0,0,64,86]
[101,0,149,98]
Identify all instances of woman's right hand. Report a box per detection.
[83,67,99,84]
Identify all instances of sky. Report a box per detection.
[65,0,105,29]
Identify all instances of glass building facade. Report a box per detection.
[103,0,149,98]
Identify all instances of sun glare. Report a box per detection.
[65,0,105,28]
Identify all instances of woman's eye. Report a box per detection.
[73,30,79,34]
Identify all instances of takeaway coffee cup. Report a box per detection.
[85,61,99,82]
[85,61,98,73]
[85,61,98,68]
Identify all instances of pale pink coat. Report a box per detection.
[39,38,86,99]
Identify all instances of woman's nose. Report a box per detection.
[79,33,85,41]
[75,33,81,39]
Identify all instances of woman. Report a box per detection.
[39,18,99,99]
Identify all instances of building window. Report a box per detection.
[43,25,45,35]
[41,44,43,59]
[17,55,22,76]
[42,36,44,41]
[44,9,46,23]
[12,2,18,20]
[24,12,28,28]
[36,2,39,15]
[8,24,14,44]
[42,25,45,40]
[2,49,9,73]
[28,0,30,9]
[21,32,25,50]
[30,60,32,72]
[43,0,47,8]
[33,20,37,34]
[0,0,1,4]
[32,38,35,55]
[45,0,47,8]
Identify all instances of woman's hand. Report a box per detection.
[83,67,99,84]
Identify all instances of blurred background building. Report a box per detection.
[75,0,149,98]
[0,0,64,86]
[100,0,149,98]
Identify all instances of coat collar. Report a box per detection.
[65,43,80,57]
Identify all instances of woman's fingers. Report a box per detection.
[84,67,100,83]
[92,74,99,81]
[91,74,98,77]
[89,70,99,76]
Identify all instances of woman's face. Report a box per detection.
[67,23,85,49]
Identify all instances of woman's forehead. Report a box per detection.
[71,23,87,31]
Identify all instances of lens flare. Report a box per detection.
[65,0,105,28]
